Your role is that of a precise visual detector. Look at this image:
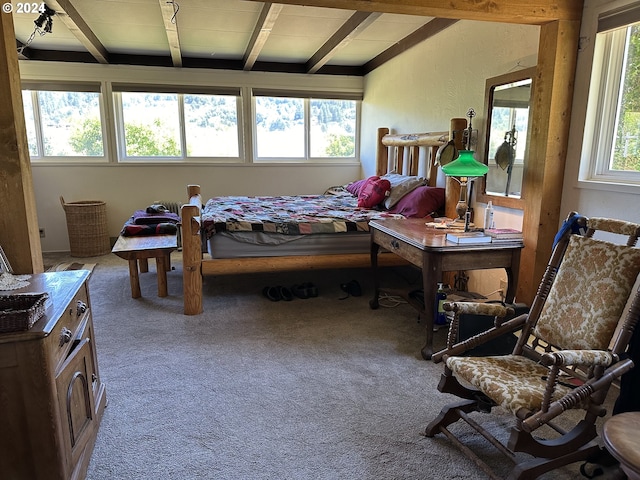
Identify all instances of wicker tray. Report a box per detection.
[0,293,50,333]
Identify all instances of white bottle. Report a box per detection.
[484,201,494,231]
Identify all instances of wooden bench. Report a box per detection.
[112,234,178,298]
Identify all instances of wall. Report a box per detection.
[19,62,363,251]
[361,19,539,298]
[560,0,640,225]
[23,18,547,270]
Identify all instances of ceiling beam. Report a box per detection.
[306,11,381,74]
[44,0,109,63]
[15,48,364,74]
[159,0,182,67]
[242,0,583,24]
[364,18,458,74]
[243,3,283,71]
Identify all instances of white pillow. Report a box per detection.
[381,173,427,209]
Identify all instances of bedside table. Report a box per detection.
[369,218,523,360]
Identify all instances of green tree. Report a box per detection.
[325,134,354,157]
[125,120,181,156]
[69,118,104,156]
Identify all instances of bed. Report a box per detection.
[181,127,449,314]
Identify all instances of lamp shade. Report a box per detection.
[441,150,489,177]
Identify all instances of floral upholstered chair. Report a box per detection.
[426,213,640,480]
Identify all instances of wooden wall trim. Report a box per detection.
[0,13,43,273]
[518,19,581,305]
[248,0,584,24]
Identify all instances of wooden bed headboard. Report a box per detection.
[375,127,449,186]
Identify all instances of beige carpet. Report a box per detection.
[41,252,623,480]
[46,261,96,273]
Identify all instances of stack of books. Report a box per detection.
[445,231,492,244]
[484,228,524,242]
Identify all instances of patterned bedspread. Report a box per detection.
[201,192,403,238]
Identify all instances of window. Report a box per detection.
[255,96,304,158]
[120,92,181,157]
[184,94,239,157]
[310,99,356,158]
[113,86,241,161]
[20,77,360,164]
[22,85,104,159]
[253,91,359,161]
[581,6,640,186]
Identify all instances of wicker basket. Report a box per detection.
[0,293,49,333]
[60,197,110,257]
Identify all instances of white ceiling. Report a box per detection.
[12,0,454,75]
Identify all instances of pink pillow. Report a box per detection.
[388,186,445,218]
[346,179,367,197]
[357,176,391,208]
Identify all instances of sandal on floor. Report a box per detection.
[304,282,318,297]
[262,286,281,301]
[291,283,318,299]
[278,285,293,301]
[339,280,362,299]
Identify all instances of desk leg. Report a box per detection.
[505,249,521,304]
[128,259,141,298]
[156,256,168,297]
[369,241,381,309]
[138,258,149,273]
[420,252,441,360]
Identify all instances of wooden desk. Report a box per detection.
[603,412,640,480]
[112,234,177,298]
[369,218,523,360]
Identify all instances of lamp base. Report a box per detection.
[455,200,467,223]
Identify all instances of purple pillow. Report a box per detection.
[388,186,445,218]
[346,179,367,197]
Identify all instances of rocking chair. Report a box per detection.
[425,213,640,479]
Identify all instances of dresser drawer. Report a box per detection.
[372,229,423,267]
[50,284,90,372]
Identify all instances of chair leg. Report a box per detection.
[436,371,481,400]
[506,441,601,480]
[425,399,478,437]
[508,420,598,458]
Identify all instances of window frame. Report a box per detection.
[19,66,364,166]
[251,89,361,164]
[112,87,244,163]
[579,7,640,190]
[22,82,109,163]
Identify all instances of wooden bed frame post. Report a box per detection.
[182,195,203,315]
[376,127,389,176]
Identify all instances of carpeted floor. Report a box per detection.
[45,261,96,273]
[42,251,623,480]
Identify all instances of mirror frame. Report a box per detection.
[477,66,536,209]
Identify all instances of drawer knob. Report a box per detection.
[77,301,88,315]
[391,240,400,249]
[60,327,72,346]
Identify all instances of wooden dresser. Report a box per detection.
[0,270,106,480]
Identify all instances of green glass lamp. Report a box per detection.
[441,150,489,227]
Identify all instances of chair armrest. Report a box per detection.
[521,357,634,432]
[431,314,527,363]
[443,301,515,319]
[540,349,619,368]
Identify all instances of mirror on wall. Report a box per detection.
[477,67,536,209]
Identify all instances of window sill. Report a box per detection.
[576,178,640,195]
